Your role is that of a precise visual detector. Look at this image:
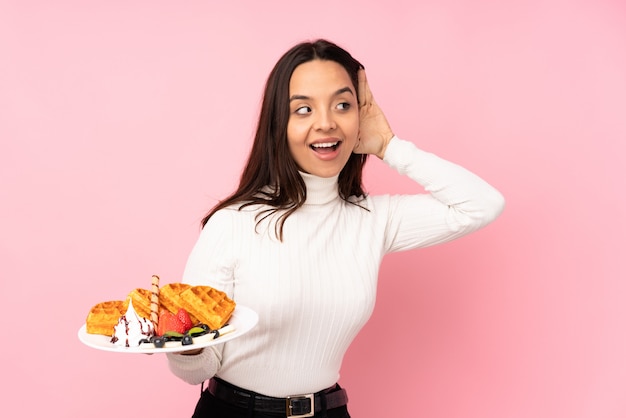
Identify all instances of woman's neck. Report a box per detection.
[299,172,339,205]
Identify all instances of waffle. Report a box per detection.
[85,300,128,335]
[127,288,152,320]
[159,283,199,323]
[179,286,236,330]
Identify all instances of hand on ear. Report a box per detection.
[352,69,394,159]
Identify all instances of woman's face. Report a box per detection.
[287,59,359,178]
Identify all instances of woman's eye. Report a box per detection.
[337,102,351,111]
[295,106,311,115]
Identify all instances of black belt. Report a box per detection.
[207,377,348,417]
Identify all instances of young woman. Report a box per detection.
[166,39,505,418]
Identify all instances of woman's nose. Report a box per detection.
[314,109,336,131]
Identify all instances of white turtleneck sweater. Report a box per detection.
[166,136,505,397]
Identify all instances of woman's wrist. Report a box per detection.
[375,131,395,159]
[178,348,204,356]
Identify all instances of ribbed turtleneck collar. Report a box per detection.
[300,171,339,205]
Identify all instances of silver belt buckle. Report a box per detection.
[286,393,314,417]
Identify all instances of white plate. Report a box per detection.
[78,305,258,354]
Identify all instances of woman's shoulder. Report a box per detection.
[344,193,394,215]
[206,199,277,229]
[208,203,260,220]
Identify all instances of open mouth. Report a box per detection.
[310,141,340,153]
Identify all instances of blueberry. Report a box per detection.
[181,335,193,346]
[153,337,165,348]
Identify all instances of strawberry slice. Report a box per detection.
[157,310,186,336]
[156,309,169,336]
[177,308,193,332]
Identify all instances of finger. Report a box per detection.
[357,69,370,107]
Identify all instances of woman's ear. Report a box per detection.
[353,134,361,153]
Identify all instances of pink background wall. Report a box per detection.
[2,0,625,417]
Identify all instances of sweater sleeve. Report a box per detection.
[165,209,238,385]
[380,136,505,253]
[165,345,223,386]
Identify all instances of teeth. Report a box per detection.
[311,142,338,148]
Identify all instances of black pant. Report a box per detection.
[191,382,351,418]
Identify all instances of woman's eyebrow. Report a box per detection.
[334,86,354,96]
[289,86,355,102]
[289,94,310,102]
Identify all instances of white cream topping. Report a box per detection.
[111,299,155,347]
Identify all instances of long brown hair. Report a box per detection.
[201,39,368,240]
